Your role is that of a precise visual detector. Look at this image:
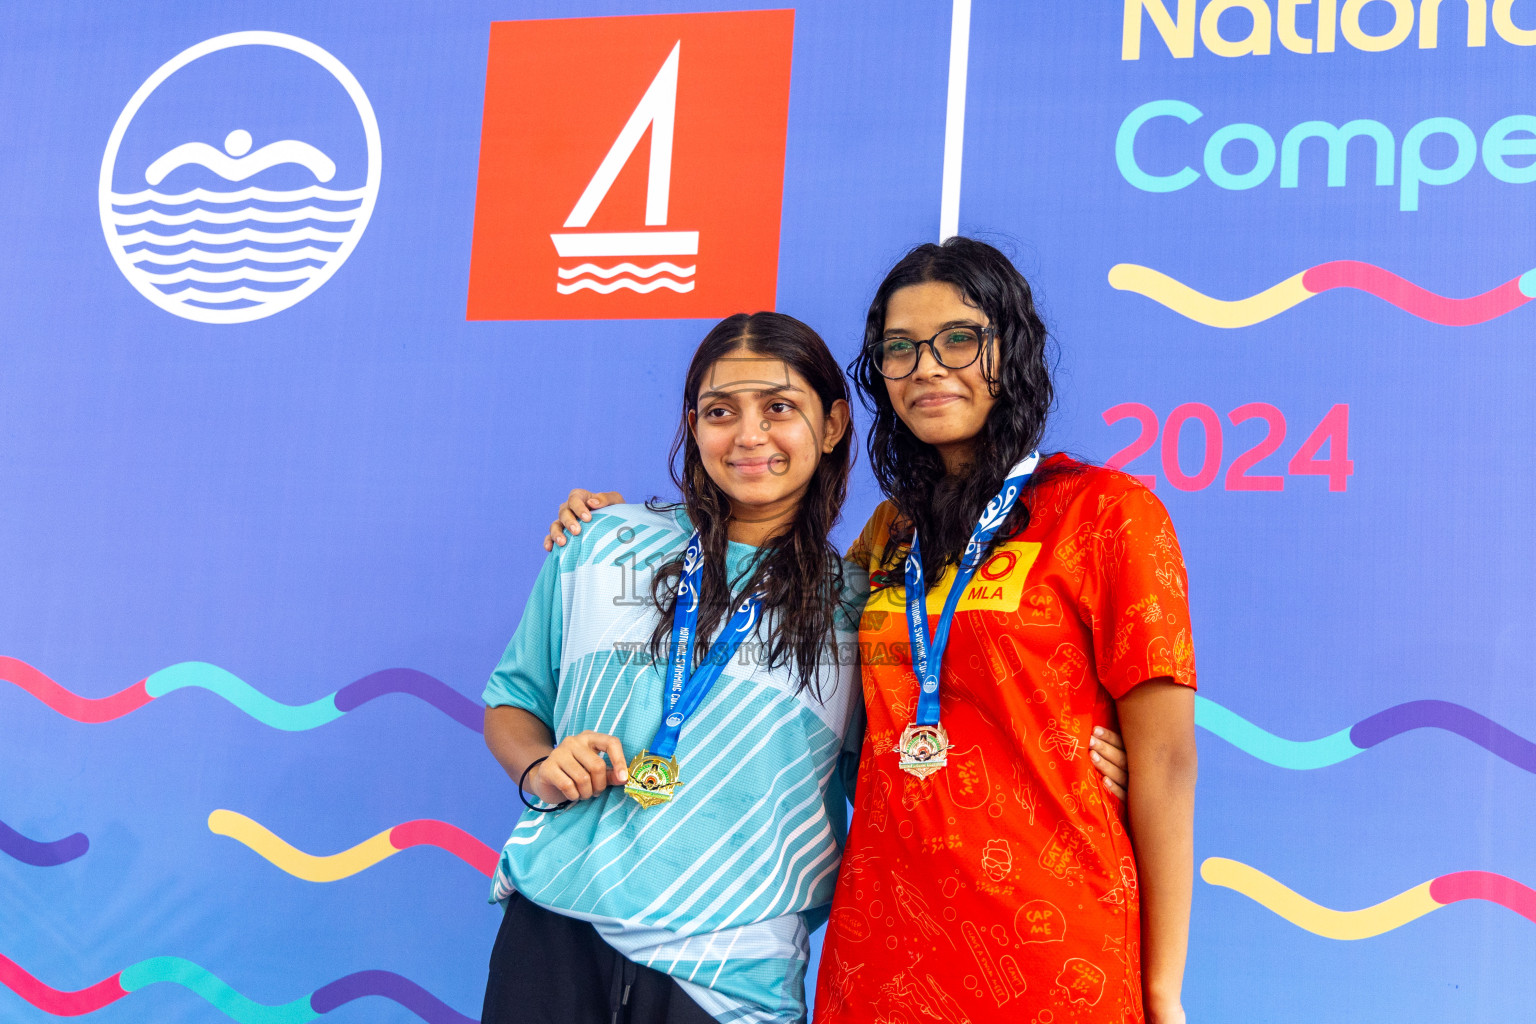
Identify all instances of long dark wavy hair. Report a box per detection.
[646,312,853,700]
[848,236,1065,585]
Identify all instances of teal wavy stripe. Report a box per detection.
[144,663,343,731]
[1195,695,1361,769]
[120,957,319,1024]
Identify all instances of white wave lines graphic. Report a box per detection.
[558,278,696,294]
[108,187,362,312]
[134,265,316,284]
[115,225,352,247]
[556,262,695,280]
[112,184,368,206]
[112,204,357,226]
[128,245,337,266]
[159,286,307,306]
[555,260,696,296]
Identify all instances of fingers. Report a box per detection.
[1089,726,1127,766]
[532,759,581,804]
[540,733,628,803]
[569,734,613,795]
[548,500,585,549]
[596,734,629,785]
[545,745,598,800]
[1090,726,1129,801]
[564,490,597,527]
[565,490,624,523]
[546,490,624,550]
[549,491,598,550]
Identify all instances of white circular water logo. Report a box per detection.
[99,32,381,324]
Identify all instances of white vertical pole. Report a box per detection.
[939,0,972,242]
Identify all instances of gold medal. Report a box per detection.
[625,750,682,808]
[894,721,950,779]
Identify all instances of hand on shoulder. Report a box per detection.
[544,489,625,551]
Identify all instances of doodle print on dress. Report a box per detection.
[890,870,955,949]
[944,744,991,810]
[999,954,1029,999]
[1010,764,1041,825]
[962,918,1011,1007]
[867,768,895,832]
[1015,899,1068,944]
[821,952,865,1017]
[1038,822,1094,880]
[875,971,974,1024]
[1055,958,1107,1008]
[981,838,1012,882]
[1044,642,1090,693]
[873,970,941,1024]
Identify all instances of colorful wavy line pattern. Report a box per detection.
[0,818,88,867]
[1202,858,1536,939]
[1195,695,1536,774]
[0,657,479,731]
[1109,262,1536,327]
[0,953,476,1023]
[209,810,496,881]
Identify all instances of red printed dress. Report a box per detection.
[814,457,1196,1024]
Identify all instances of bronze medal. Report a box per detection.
[625,750,682,808]
[894,721,951,779]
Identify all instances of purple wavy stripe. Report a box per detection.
[310,970,478,1023]
[1350,700,1536,774]
[0,818,89,866]
[332,669,481,731]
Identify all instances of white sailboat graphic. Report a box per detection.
[550,42,697,295]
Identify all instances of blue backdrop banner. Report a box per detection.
[3,2,1533,1021]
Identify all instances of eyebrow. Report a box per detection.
[883,319,985,336]
[697,382,803,402]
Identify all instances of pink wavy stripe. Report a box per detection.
[389,820,498,877]
[0,954,125,1015]
[1430,871,1536,925]
[1302,262,1530,326]
[0,657,151,723]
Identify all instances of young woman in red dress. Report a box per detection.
[811,238,1196,1024]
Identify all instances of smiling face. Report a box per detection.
[881,280,999,473]
[690,350,848,540]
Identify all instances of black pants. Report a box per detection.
[482,892,720,1024]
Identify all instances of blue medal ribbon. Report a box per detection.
[650,531,765,759]
[906,452,1040,727]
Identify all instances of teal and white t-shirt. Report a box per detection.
[483,503,866,1024]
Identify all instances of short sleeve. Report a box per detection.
[482,549,564,727]
[1080,478,1197,699]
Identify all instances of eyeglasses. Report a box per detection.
[867,325,994,380]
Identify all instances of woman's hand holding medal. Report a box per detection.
[530,730,629,804]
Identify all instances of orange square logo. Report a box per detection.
[466,10,794,321]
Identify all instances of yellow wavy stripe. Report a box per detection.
[1201,857,1440,939]
[208,809,397,882]
[1108,264,1312,328]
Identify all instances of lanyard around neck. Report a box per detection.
[905,452,1039,726]
[649,531,764,759]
